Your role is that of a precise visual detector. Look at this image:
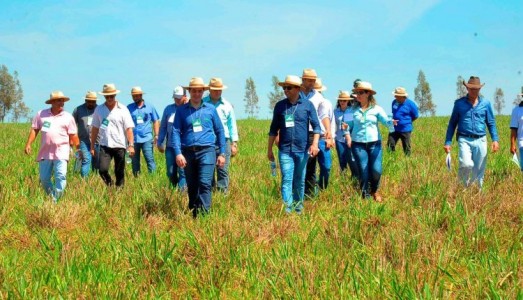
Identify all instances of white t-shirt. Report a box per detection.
[510,105,523,148]
[92,101,135,149]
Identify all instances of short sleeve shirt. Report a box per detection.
[31,109,77,161]
[92,101,135,148]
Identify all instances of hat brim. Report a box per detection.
[46,97,70,104]
[99,90,121,96]
[393,92,408,97]
[131,92,145,95]
[337,97,351,101]
[463,81,485,89]
[209,85,227,90]
[184,85,209,91]
[301,76,317,80]
[85,98,98,101]
[278,82,301,87]
[352,88,377,95]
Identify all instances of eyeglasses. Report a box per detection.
[356,91,368,95]
[282,86,295,91]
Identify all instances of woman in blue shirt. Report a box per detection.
[348,81,393,202]
[334,91,359,182]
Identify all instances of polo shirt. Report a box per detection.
[127,101,159,143]
[391,98,419,132]
[31,108,77,161]
[92,101,135,149]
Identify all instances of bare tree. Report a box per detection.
[243,77,259,118]
[456,75,468,99]
[414,70,436,116]
[268,75,284,112]
[493,88,505,115]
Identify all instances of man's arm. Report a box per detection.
[153,120,160,147]
[90,127,99,156]
[126,128,135,157]
[25,128,39,155]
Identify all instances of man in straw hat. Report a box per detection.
[127,86,160,176]
[157,86,188,189]
[203,77,239,194]
[73,91,99,178]
[313,78,336,190]
[25,91,79,202]
[170,77,226,218]
[387,87,419,156]
[509,86,523,171]
[268,75,320,214]
[444,76,499,187]
[90,83,135,187]
[299,68,331,197]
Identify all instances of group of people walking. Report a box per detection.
[24,71,523,216]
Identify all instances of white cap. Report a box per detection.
[173,86,185,99]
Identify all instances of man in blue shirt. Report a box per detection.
[268,75,320,214]
[444,76,499,187]
[171,77,226,218]
[157,86,188,190]
[127,86,160,176]
[387,87,419,156]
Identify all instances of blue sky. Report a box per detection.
[1,0,522,120]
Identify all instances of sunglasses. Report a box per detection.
[356,91,368,95]
[282,86,295,91]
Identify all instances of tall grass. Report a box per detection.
[0,117,521,298]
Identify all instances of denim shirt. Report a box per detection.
[334,107,352,142]
[127,101,160,143]
[269,97,321,153]
[157,103,178,148]
[203,95,239,142]
[170,102,226,156]
[391,98,419,133]
[348,105,390,143]
[445,96,499,145]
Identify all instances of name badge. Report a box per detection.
[136,115,144,124]
[168,113,175,123]
[87,116,93,126]
[192,118,203,132]
[101,118,109,129]
[393,105,398,109]
[285,114,294,127]
[41,120,51,132]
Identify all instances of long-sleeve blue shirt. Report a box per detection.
[391,98,419,132]
[445,96,499,145]
[157,103,178,148]
[269,97,321,153]
[170,102,226,156]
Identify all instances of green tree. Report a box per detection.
[414,70,436,116]
[493,88,505,115]
[0,65,26,122]
[456,75,467,99]
[243,77,259,118]
[268,75,284,112]
[513,88,522,107]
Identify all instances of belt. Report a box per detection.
[183,145,212,152]
[458,133,485,139]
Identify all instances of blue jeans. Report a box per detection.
[78,140,99,178]
[317,139,332,189]
[352,141,383,198]
[39,159,68,201]
[182,146,216,217]
[132,140,156,175]
[458,136,487,187]
[213,142,231,192]
[279,151,308,213]
[335,140,359,181]
[165,147,186,189]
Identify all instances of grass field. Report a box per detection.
[0,116,522,298]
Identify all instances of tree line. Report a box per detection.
[1,65,521,122]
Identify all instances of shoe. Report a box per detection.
[371,192,383,202]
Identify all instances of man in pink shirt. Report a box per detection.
[25,91,79,202]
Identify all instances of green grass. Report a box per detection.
[0,117,522,298]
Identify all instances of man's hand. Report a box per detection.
[176,154,186,168]
[217,155,226,168]
[158,145,165,153]
[510,144,517,155]
[491,141,499,153]
[309,144,319,157]
[128,146,135,157]
[231,143,238,157]
[267,149,275,162]
[444,145,451,154]
[24,144,31,155]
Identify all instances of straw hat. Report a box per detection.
[352,81,377,95]
[99,83,120,96]
[392,87,408,97]
[278,75,302,87]
[131,86,145,95]
[172,86,185,99]
[45,91,70,104]
[184,77,209,90]
[208,78,228,90]
[84,91,98,101]
[337,90,352,101]
[463,76,485,89]
[314,78,327,92]
[301,68,317,80]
